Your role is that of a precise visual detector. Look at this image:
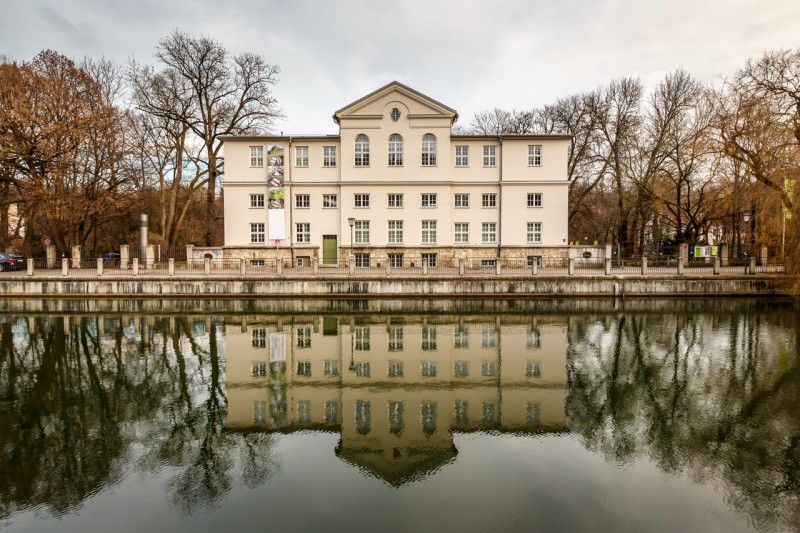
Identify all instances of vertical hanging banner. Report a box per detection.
[267,144,286,240]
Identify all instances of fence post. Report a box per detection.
[132,258,139,276]
[120,244,129,270]
[71,245,81,269]
[604,257,611,275]
[719,243,729,267]
[313,259,319,275]
[385,261,391,275]
[349,258,355,275]
[749,257,756,275]
[46,245,56,269]
[239,258,245,276]
[146,245,155,270]
[423,262,428,276]
[276,260,283,276]
[641,256,648,275]
[713,256,720,275]
[459,258,465,276]
[532,260,538,276]
[97,258,103,276]
[61,258,68,276]
[169,258,176,276]
[27,258,34,276]
[204,257,211,276]
[495,260,501,275]
[677,257,684,275]
[568,258,575,275]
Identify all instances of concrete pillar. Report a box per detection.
[759,246,768,266]
[385,262,391,275]
[97,258,103,276]
[641,257,648,275]
[71,245,81,269]
[532,260,538,276]
[120,244,129,270]
[145,245,155,269]
[239,258,246,276]
[349,259,355,275]
[459,258,465,275]
[604,243,612,259]
[495,261,501,275]
[186,245,194,271]
[132,258,139,276]
[169,258,175,276]
[61,258,68,276]
[46,245,56,269]
[423,262,428,275]
[749,256,757,275]
[677,257,684,275]
[204,257,211,276]
[679,243,689,261]
[313,259,319,275]
[27,258,34,276]
[276,260,283,275]
[604,258,611,275]
[713,256,720,275]
[719,243,729,267]
[568,258,575,275]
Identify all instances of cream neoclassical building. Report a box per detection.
[222,82,570,267]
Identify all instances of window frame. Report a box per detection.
[527,222,542,244]
[250,193,265,209]
[250,146,264,167]
[421,193,438,208]
[250,222,265,244]
[527,193,543,208]
[481,222,497,243]
[323,146,337,167]
[454,222,469,243]
[295,194,310,208]
[354,193,370,208]
[454,193,470,208]
[354,220,370,244]
[322,194,338,208]
[421,220,437,244]
[295,146,309,167]
[421,133,437,166]
[388,220,404,244]
[388,134,404,166]
[483,145,497,167]
[354,134,370,167]
[295,222,310,243]
[455,145,469,167]
[528,144,542,166]
[482,193,497,208]
[387,193,404,208]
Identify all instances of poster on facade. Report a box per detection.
[269,332,286,362]
[267,144,285,239]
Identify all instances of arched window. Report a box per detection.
[421,133,437,166]
[388,134,403,166]
[354,134,370,166]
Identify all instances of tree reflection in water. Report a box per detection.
[566,310,800,530]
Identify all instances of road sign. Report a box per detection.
[44,239,51,246]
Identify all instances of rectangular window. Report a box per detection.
[250,146,264,167]
[296,222,310,243]
[454,329,469,349]
[250,223,265,244]
[388,327,404,352]
[527,222,542,244]
[388,360,404,377]
[295,194,310,208]
[389,254,404,268]
[482,193,497,208]
[528,144,542,166]
[295,146,308,167]
[323,146,336,167]
[252,360,267,376]
[252,328,267,349]
[454,222,469,243]
[526,360,542,377]
[527,255,543,268]
[453,361,469,378]
[455,145,469,167]
[482,326,497,348]
[454,193,469,208]
[297,361,311,376]
[298,400,311,423]
[354,193,370,208]
[421,193,437,208]
[355,362,371,378]
[483,145,496,167]
[482,222,497,243]
[250,194,265,208]
[354,326,370,350]
[421,220,437,244]
[297,326,311,348]
[421,360,438,377]
[527,326,542,349]
[481,360,497,376]
[354,220,370,244]
[422,253,437,267]
[324,400,340,423]
[355,253,370,267]
[323,194,338,208]
[481,259,496,268]
[324,359,340,376]
[388,193,403,208]
[388,220,403,244]
[527,193,543,208]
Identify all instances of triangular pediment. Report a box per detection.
[333,81,458,124]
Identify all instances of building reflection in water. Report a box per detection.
[226,315,567,485]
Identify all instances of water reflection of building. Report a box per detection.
[226,316,567,485]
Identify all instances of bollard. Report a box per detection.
[749,257,756,275]
[97,258,103,276]
[132,258,139,276]
[27,258,34,276]
[532,259,538,276]
[239,258,245,276]
[204,257,211,276]
[495,261,501,275]
[458,258,465,276]
[169,258,176,276]
[604,257,611,275]
[62,258,69,276]
[677,257,684,275]
[713,256,720,275]
[641,257,648,275]
[568,258,575,275]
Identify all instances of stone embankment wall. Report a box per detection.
[0,275,793,298]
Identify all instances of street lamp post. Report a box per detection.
[743,212,751,268]
[782,211,789,260]
[348,217,355,261]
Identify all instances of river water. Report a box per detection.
[0,298,797,532]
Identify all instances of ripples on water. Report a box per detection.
[0,298,797,532]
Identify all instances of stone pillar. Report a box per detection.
[169,258,175,276]
[568,258,575,275]
[132,258,139,276]
[26,258,33,276]
[605,243,612,259]
[749,256,757,275]
[313,259,319,275]
[677,257,684,275]
[120,244,130,270]
[145,245,155,269]
[641,257,648,275]
[759,246,768,266]
[97,258,103,276]
[385,262,391,275]
[61,258,68,276]
[604,258,611,275]
[239,258,246,276]
[532,260,538,276]
[204,257,211,276]
[349,259,355,275]
[276,260,283,275]
[719,243,729,267]
[459,258,465,275]
[679,243,689,261]
[422,262,428,275]
[713,256,720,275]
[71,245,81,269]
[186,245,194,271]
[46,245,56,269]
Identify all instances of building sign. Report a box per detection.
[267,144,285,240]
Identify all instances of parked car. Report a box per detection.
[0,252,26,272]
[103,252,121,266]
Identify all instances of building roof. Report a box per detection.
[333,80,459,125]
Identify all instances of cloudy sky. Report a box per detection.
[2,0,799,134]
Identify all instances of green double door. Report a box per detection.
[322,235,338,264]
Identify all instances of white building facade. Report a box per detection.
[222,82,570,267]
